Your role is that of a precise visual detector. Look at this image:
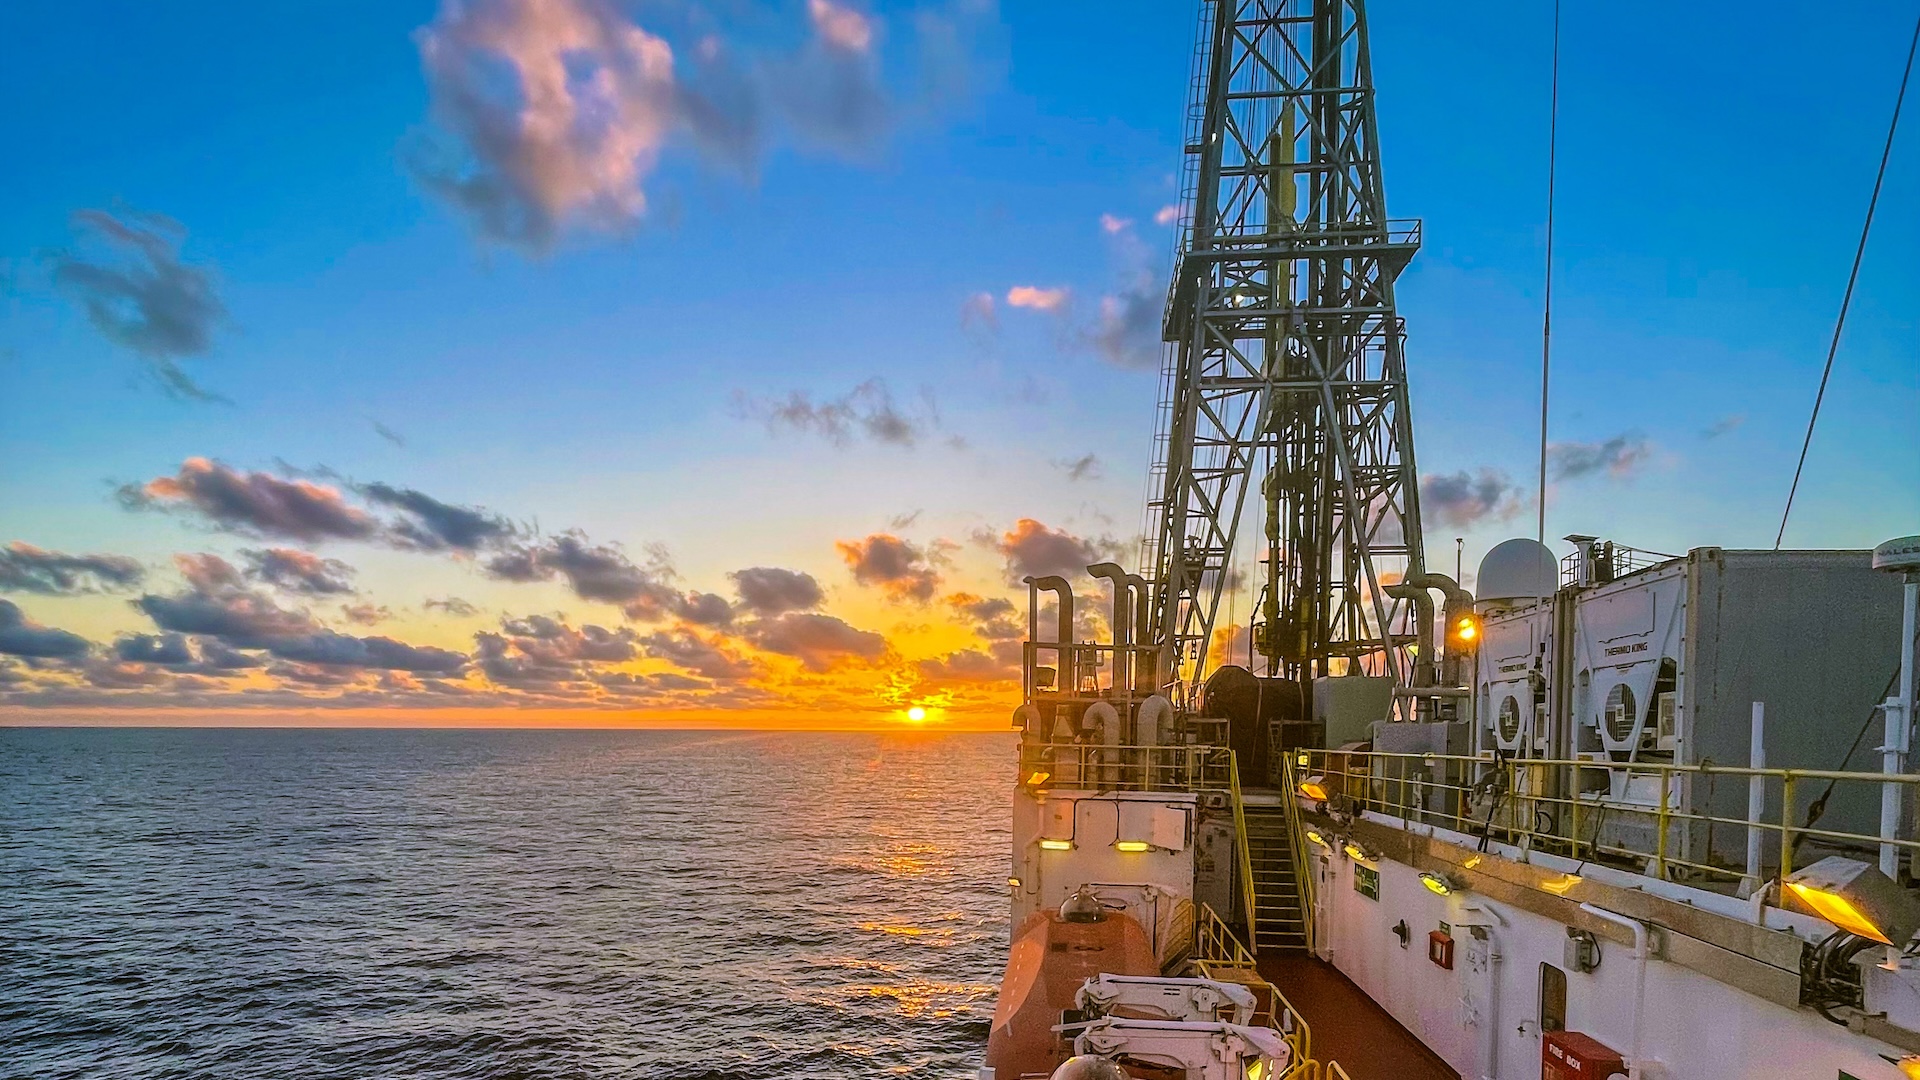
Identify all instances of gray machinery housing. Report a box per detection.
[1473,544,1906,877]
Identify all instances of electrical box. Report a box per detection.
[1542,1030,1626,1080]
[1564,928,1600,973]
[1428,929,1454,969]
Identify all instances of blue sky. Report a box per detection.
[0,0,1914,723]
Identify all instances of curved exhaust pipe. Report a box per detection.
[1088,562,1131,697]
[1024,575,1074,693]
[1387,571,1474,691]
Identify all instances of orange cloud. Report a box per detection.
[984,518,1115,581]
[837,533,941,603]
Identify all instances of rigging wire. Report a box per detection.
[1536,0,1561,544]
[1775,13,1920,549]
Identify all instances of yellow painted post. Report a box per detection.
[1284,755,1317,951]
[1780,773,1797,883]
[1655,766,1671,879]
[1569,760,1583,860]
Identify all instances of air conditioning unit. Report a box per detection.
[1599,682,1639,752]
[1655,692,1677,752]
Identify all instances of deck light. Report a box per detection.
[1297,775,1329,802]
[1025,770,1052,788]
[1785,857,1920,946]
[1540,873,1581,896]
[1295,751,1310,767]
[1452,614,1480,645]
[1419,871,1457,896]
[1342,840,1374,863]
[1008,876,1021,889]
[1039,838,1075,851]
[1303,829,1330,850]
[1113,840,1152,853]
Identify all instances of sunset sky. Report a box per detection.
[2,0,1915,728]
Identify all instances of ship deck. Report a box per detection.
[1257,952,1458,1080]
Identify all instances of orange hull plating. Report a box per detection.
[983,909,1159,1078]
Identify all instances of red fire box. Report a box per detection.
[1542,1031,1626,1080]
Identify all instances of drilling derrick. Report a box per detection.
[1146,0,1425,698]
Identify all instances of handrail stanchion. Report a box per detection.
[1744,703,1766,895]
[1570,759,1583,861]
[1781,772,1797,883]
[1282,755,1317,953]
[1655,765,1671,879]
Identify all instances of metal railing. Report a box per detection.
[1193,903,1338,1080]
[1280,756,1318,948]
[1229,751,1261,952]
[1023,641,1166,702]
[1197,899,1258,968]
[1558,542,1678,588]
[1021,743,1268,954]
[1296,748,1920,887]
[1018,742,1235,794]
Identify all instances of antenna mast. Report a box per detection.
[1145,0,1425,698]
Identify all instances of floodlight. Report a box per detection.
[1785,856,1920,946]
[1419,871,1459,896]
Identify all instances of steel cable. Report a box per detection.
[1776,13,1919,548]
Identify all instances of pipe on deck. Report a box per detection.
[1025,575,1075,693]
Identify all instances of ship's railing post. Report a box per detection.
[1569,760,1583,861]
[1743,702,1766,895]
[1281,754,1317,953]
[1780,772,1797,882]
[1655,765,1671,879]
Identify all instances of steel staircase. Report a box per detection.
[1244,801,1309,951]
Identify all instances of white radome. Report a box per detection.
[1475,537,1559,606]
[1873,535,1920,573]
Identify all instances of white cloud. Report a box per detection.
[808,0,874,52]
[412,0,678,249]
[1006,285,1069,312]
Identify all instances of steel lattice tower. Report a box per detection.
[1144,0,1425,695]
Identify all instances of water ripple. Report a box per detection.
[0,728,1015,1079]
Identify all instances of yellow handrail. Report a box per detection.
[1195,900,1258,967]
[1295,747,1920,886]
[1281,755,1316,950]
[1194,904,1333,1080]
[1229,751,1260,953]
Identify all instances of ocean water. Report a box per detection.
[0,727,1015,1079]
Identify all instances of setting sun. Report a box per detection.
[906,706,928,722]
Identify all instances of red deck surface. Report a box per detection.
[1258,953,1459,1080]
